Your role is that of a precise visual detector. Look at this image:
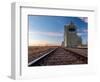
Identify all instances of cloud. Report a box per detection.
[77,33,86,36]
[29,39,49,46]
[77,29,88,33]
[29,39,60,46]
[29,31,63,46]
[79,17,88,23]
[77,29,88,36]
[29,31,63,37]
[83,29,87,33]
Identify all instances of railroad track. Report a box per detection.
[28,48,57,66]
[28,47,87,66]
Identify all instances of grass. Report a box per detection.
[28,46,58,62]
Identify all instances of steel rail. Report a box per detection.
[28,48,57,66]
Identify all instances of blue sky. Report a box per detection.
[28,15,88,46]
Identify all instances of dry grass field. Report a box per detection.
[65,48,88,57]
[28,46,58,62]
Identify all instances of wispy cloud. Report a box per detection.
[79,17,88,23]
[29,39,60,46]
[77,32,87,36]
[29,31,63,37]
[77,29,88,36]
[77,29,88,33]
[83,29,87,33]
[29,39,48,46]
